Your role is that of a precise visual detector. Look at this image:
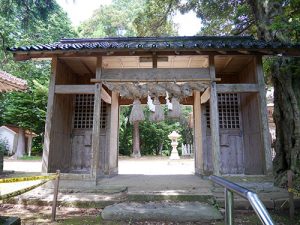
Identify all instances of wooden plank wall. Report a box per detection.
[48,59,76,172]
[240,93,264,174]
[239,59,264,174]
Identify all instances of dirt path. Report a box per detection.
[3,158,42,173]
[3,156,195,175]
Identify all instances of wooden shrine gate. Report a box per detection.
[9,36,292,182]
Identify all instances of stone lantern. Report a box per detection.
[168,131,181,160]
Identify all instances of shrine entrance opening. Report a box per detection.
[117,105,195,175]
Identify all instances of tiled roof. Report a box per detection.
[9,36,298,53]
[0,125,37,137]
[0,70,27,92]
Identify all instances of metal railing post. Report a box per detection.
[209,175,275,225]
[225,188,234,225]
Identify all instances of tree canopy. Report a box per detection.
[78,0,178,37]
[0,0,76,155]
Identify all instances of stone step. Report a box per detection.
[102,201,223,222]
[4,185,215,209]
[212,183,300,210]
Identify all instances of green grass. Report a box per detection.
[51,211,300,225]
[57,216,122,225]
[19,155,42,160]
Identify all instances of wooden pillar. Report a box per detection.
[193,91,204,174]
[256,56,272,175]
[107,91,119,175]
[209,55,221,175]
[91,57,103,179]
[42,57,57,173]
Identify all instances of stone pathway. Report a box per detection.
[102,202,223,222]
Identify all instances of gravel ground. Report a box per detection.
[3,156,195,175]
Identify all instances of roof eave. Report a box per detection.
[13,47,294,62]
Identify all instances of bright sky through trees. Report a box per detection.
[56,0,201,35]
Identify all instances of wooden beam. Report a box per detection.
[222,56,233,71]
[98,68,210,82]
[152,53,157,68]
[238,50,250,54]
[91,57,103,179]
[54,85,111,103]
[201,87,211,104]
[13,49,270,61]
[80,60,94,74]
[101,86,112,104]
[209,55,221,176]
[42,57,57,173]
[216,84,259,93]
[55,85,94,94]
[217,51,227,54]
[193,91,204,174]
[107,91,119,175]
[59,59,79,76]
[106,51,114,56]
[256,55,273,175]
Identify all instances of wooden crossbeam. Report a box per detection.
[200,87,210,104]
[216,84,259,93]
[100,87,112,104]
[94,68,210,82]
[55,85,94,94]
[54,85,111,104]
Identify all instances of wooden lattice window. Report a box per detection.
[206,93,240,129]
[100,100,107,129]
[73,94,107,129]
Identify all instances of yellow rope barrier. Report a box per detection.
[0,173,59,200]
[0,174,57,183]
[0,180,48,200]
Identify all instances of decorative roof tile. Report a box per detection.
[8,36,300,58]
[0,70,27,92]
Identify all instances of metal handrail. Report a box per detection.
[209,175,275,225]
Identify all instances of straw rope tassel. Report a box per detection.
[150,97,165,122]
[168,97,181,118]
[129,99,145,123]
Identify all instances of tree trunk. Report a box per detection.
[248,0,300,186]
[272,58,300,186]
[27,135,32,157]
[13,127,26,159]
[132,121,141,158]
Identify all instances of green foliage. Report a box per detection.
[119,106,133,156]
[78,0,145,37]
[119,105,193,156]
[134,0,178,36]
[0,136,9,154]
[78,0,177,37]
[0,1,76,153]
